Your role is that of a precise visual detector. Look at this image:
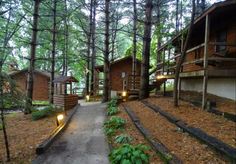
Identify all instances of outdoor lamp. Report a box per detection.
[122,91,127,97]
[86,95,90,101]
[56,114,64,126]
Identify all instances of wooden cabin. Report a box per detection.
[94,56,141,97]
[156,0,236,108]
[53,76,79,110]
[9,69,50,101]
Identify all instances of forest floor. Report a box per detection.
[0,112,55,163]
[179,91,236,115]
[122,97,236,163]
[156,90,236,115]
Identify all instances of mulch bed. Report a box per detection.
[125,101,229,163]
[110,105,162,163]
[180,91,236,115]
[147,97,236,149]
[0,113,55,163]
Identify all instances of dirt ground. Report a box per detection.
[179,91,236,115]
[124,100,230,163]
[147,97,236,148]
[0,113,55,163]
[111,106,163,163]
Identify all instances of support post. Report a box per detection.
[163,49,165,96]
[202,14,210,109]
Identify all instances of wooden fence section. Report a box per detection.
[53,94,78,110]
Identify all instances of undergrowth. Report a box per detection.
[31,105,62,121]
[109,144,150,164]
[104,116,125,137]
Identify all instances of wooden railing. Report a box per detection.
[156,42,236,77]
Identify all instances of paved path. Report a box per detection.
[33,101,110,164]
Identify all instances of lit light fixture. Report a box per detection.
[86,95,90,101]
[157,75,164,79]
[56,114,64,126]
[122,91,127,97]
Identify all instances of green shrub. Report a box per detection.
[107,106,119,116]
[109,144,150,164]
[115,134,132,144]
[108,98,118,108]
[104,116,126,136]
[31,105,62,121]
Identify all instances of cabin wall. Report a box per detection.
[181,18,236,73]
[11,72,50,101]
[110,59,141,91]
[181,78,236,100]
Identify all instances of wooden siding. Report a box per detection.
[53,94,78,110]
[11,72,50,101]
[110,58,141,91]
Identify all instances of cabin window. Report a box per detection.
[121,72,126,78]
[215,30,227,53]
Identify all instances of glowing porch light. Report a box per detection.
[157,75,164,79]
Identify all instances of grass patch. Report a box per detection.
[0,123,2,130]
[32,105,63,121]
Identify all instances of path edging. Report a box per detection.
[35,104,79,155]
[141,100,236,163]
[122,104,183,164]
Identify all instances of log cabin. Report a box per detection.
[156,0,236,108]
[94,56,142,98]
[9,68,50,101]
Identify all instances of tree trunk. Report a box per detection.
[85,0,94,95]
[139,0,153,100]
[176,0,179,33]
[62,0,68,76]
[50,0,57,104]
[173,0,195,106]
[25,0,40,113]
[0,67,10,161]
[132,0,137,89]
[90,0,96,95]
[102,0,110,102]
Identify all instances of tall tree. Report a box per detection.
[132,0,137,87]
[173,0,196,106]
[62,0,69,76]
[90,0,97,95]
[85,0,94,95]
[25,0,40,113]
[139,0,153,99]
[50,0,57,103]
[102,0,110,102]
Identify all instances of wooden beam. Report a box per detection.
[169,53,181,60]
[209,42,236,47]
[186,43,205,54]
[202,14,210,109]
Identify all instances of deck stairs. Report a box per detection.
[125,75,167,98]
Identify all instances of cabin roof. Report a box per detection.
[95,56,141,72]
[53,76,78,83]
[158,0,236,51]
[9,68,51,78]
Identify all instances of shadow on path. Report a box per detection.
[33,101,109,164]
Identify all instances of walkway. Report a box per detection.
[33,101,110,164]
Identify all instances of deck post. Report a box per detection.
[163,49,166,96]
[202,14,210,109]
